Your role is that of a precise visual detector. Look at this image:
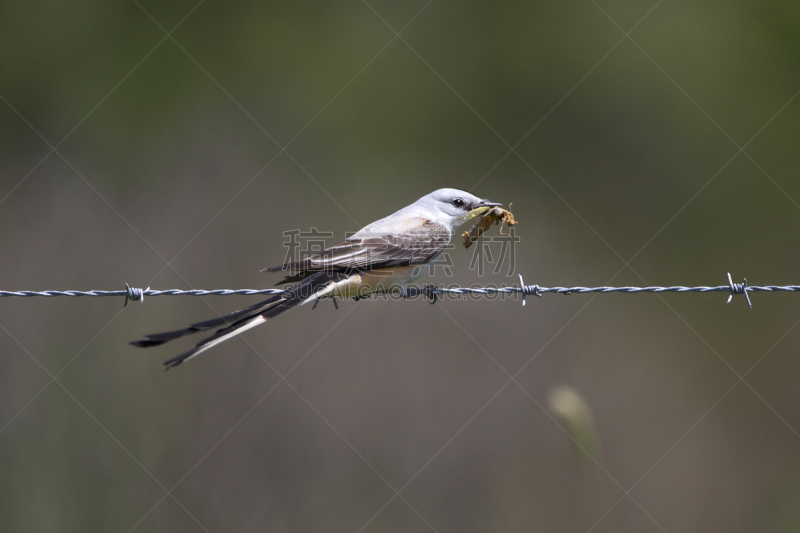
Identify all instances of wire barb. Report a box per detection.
[518,274,542,307]
[123,284,147,307]
[726,273,752,308]
[424,284,438,305]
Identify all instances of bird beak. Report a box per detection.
[473,200,503,209]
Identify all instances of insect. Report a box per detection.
[461,204,518,249]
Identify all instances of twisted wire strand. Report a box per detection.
[1,274,798,308]
[0,288,288,297]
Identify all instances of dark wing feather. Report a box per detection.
[264,221,451,275]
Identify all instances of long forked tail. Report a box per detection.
[129,296,283,348]
[130,271,348,370]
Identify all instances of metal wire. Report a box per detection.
[2,274,799,308]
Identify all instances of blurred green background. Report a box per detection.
[2,1,800,531]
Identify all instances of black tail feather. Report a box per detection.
[163,314,270,370]
[129,294,283,349]
[132,271,351,369]
[161,291,312,370]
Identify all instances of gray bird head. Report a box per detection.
[418,188,502,228]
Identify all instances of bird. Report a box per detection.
[130,188,502,369]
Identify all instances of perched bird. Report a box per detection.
[131,188,501,369]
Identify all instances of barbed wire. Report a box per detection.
[2,274,799,309]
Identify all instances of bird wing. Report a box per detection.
[264,219,451,275]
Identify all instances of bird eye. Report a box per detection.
[453,198,465,208]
